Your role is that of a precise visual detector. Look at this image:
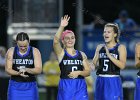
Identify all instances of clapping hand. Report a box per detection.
[18,66,29,78]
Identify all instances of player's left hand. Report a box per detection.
[68,71,80,79]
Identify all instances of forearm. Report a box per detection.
[79,70,90,77]
[5,68,19,76]
[91,62,97,70]
[55,26,65,39]
[108,55,125,69]
[26,68,42,75]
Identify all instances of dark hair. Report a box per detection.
[105,23,120,43]
[16,32,29,42]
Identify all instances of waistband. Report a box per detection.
[98,74,120,77]
[11,76,36,82]
[60,76,84,79]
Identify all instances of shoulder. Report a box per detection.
[32,47,41,53]
[6,47,15,59]
[79,51,87,60]
[136,42,140,48]
[118,44,126,51]
[32,47,41,57]
[136,42,140,46]
[6,47,14,55]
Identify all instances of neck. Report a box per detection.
[106,41,117,48]
[66,48,76,55]
[19,50,27,55]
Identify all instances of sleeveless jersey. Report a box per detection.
[11,46,36,82]
[96,44,120,75]
[59,50,84,79]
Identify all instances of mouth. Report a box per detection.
[68,41,73,44]
[104,36,109,39]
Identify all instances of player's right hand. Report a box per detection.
[19,68,29,78]
[60,15,70,27]
[20,72,29,78]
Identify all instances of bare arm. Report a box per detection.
[26,48,42,74]
[135,43,140,68]
[105,44,127,69]
[79,52,91,77]
[53,15,70,56]
[91,44,104,70]
[5,47,20,75]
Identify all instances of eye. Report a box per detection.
[64,37,69,40]
[71,36,75,39]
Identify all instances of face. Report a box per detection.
[103,27,116,43]
[17,40,29,52]
[62,32,75,48]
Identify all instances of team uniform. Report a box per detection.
[57,50,88,100]
[134,70,140,100]
[8,46,39,100]
[95,43,123,100]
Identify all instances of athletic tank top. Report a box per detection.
[59,50,84,79]
[96,43,120,75]
[11,46,36,82]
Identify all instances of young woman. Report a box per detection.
[53,15,90,100]
[5,32,42,100]
[134,42,140,100]
[92,23,127,100]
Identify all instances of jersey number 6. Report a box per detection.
[72,66,78,72]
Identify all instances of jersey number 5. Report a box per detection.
[103,59,109,71]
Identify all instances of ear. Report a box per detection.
[114,33,117,38]
[62,40,64,44]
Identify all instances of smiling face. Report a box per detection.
[62,32,75,48]
[103,26,116,43]
[17,40,29,53]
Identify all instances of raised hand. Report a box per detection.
[60,15,70,27]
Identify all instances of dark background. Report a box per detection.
[0,0,140,48]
